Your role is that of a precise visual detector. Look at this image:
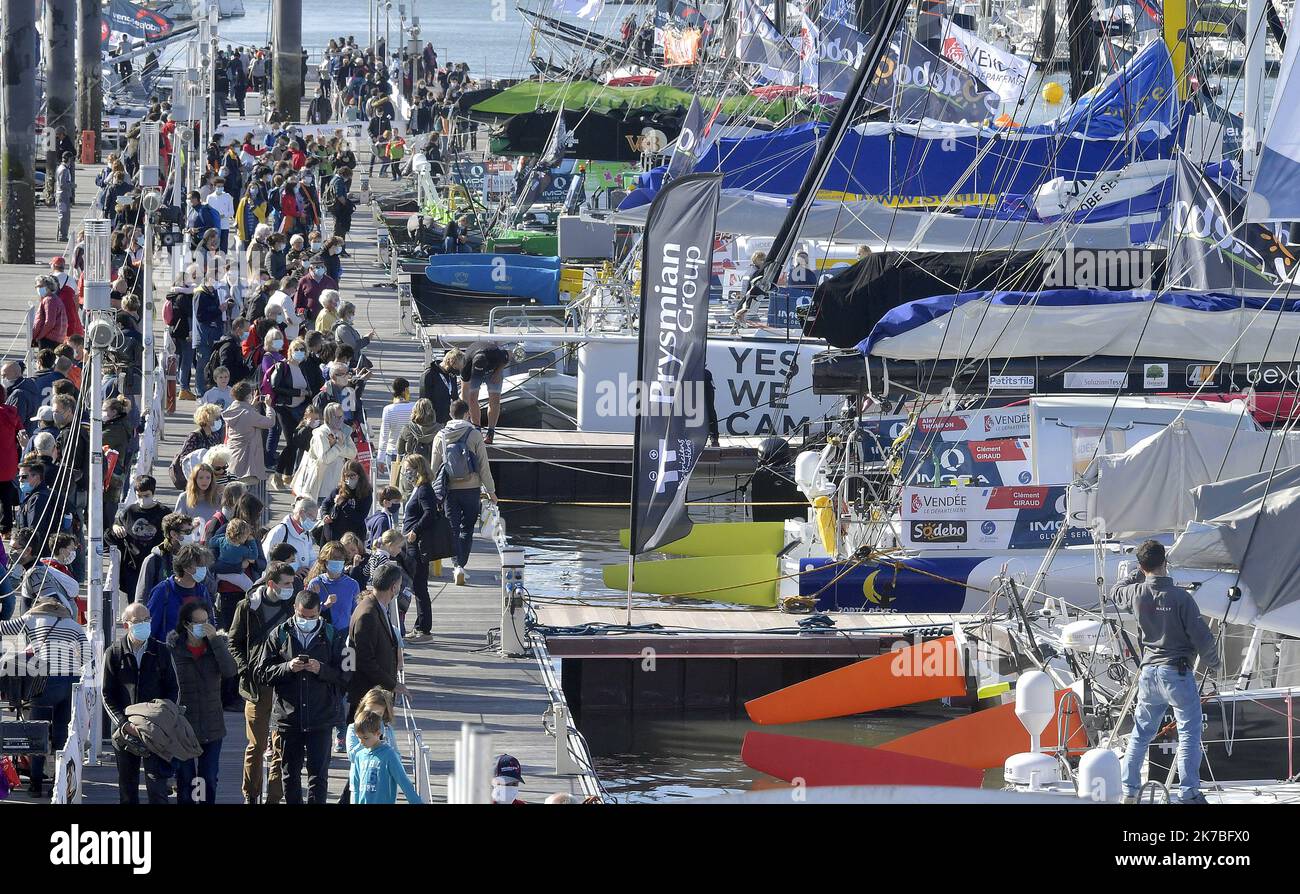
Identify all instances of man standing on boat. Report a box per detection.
[1113,540,1219,804]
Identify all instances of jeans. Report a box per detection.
[1122,663,1205,800]
[408,543,431,635]
[281,727,332,804]
[30,675,75,786]
[115,748,172,804]
[175,738,222,804]
[446,488,481,569]
[178,340,195,391]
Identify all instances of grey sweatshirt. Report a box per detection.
[1112,575,1219,670]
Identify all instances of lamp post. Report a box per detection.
[385,2,392,63]
[139,122,161,419]
[82,220,112,645]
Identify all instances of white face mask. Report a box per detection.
[212,418,223,432]
[491,784,518,804]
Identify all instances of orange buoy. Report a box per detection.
[742,731,985,788]
[880,687,1088,769]
[745,636,968,725]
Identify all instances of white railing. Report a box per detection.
[51,639,103,805]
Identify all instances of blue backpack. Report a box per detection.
[444,435,477,482]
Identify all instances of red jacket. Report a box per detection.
[0,403,19,480]
[32,293,68,344]
[293,272,337,319]
[57,284,83,338]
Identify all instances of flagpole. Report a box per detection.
[625,552,635,628]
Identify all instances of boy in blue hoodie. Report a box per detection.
[348,710,422,804]
[364,486,403,546]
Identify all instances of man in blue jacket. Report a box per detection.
[186,190,221,250]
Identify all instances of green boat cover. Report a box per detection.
[471,80,798,123]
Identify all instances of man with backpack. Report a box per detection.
[186,190,222,251]
[324,166,356,245]
[192,284,226,398]
[229,561,296,804]
[207,316,253,388]
[430,400,496,586]
[257,589,350,804]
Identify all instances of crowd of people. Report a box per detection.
[0,60,521,800]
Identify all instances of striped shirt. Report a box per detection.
[376,400,416,464]
[1,613,89,678]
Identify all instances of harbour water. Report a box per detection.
[214,0,618,79]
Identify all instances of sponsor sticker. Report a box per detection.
[1063,371,1128,390]
[909,520,968,543]
[990,374,1034,390]
[1143,363,1169,390]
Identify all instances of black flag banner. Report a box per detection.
[664,95,704,183]
[629,173,723,555]
[1167,155,1292,291]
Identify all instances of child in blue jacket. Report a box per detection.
[348,710,422,804]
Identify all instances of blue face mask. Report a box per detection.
[19,482,34,496]
[300,516,317,531]
[326,559,345,576]
[192,566,208,583]
[129,621,152,642]
[295,615,319,633]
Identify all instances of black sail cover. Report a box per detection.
[805,249,1167,348]
[630,173,723,554]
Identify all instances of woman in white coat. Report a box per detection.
[291,401,356,501]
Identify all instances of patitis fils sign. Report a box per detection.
[630,173,723,554]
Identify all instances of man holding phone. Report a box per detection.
[258,589,350,804]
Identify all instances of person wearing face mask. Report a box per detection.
[292,253,338,324]
[103,602,179,803]
[31,275,69,350]
[3,361,41,437]
[314,288,342,334]
[274,338,324,481]
[229,560,295,803]
[205,178,235,253]
[146,543,216,641]
[293,401,357,502]
[263,496,320,576]
[0,384,20,534]
[1,594,87,796]
[170,404,225,490]
[109,475,169,599]
[101,396,135,516]
[319,460,371,545]
[14,457,51,532]
[365,485,404,546]
[222,381,276,488]
[490,754,527,804]
[48,256,83,340]
[322,235,345,280]
[207,317,252,388]
[264,277,304,340]
[132,512,195,605]
[186,189,222,251]
[257,589,351,804]
[166,601,236,804]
